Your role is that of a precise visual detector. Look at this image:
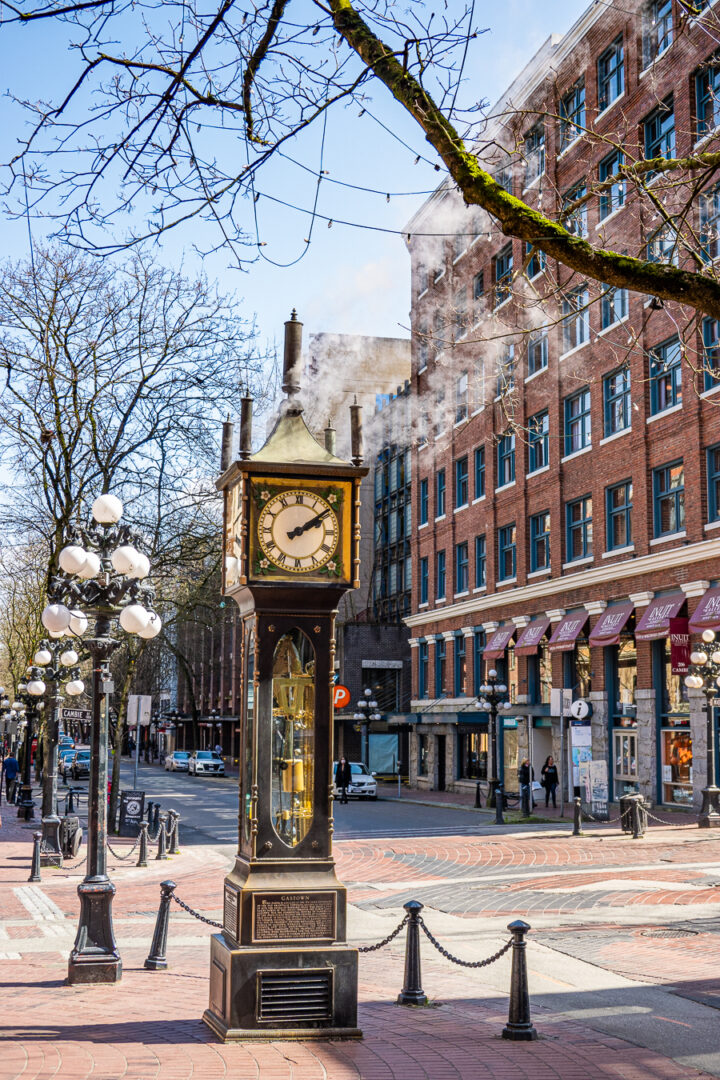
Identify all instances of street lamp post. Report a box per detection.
[43,493,161,984]
[15,688,35,819]
[28,639,86,865]
[353,687,381,768]
[477,669,513,812]
[685,629,720,828]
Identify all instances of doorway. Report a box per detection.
[436,734,446,791]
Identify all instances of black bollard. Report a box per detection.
[572,796,584,837]
[144,880,176,970]
[152,803,160,834]
[495,784,505,826]
[155,816,169,860]
[474,782,482,809]
[502,920,537,1041]
[521,785,531,818]
[146,801,154,824]
[397,900,428,1006]
[168,811,180,855]
[28,831,42,883]
[631,795,645,839]
[67,788,75,813]
[136,821,149,867]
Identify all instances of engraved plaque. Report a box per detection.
[252,891,336,942]
[224,884,239,941]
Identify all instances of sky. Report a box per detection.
[1,0,590,357]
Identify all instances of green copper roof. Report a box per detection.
[251,407,348,466]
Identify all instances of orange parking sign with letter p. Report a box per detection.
[333,684,351,709]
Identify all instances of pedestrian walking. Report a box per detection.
[2,752,19,801]
[214,743,223,759]
[541,755,559,808]
[335,757,352,804]
[518,758,535,810]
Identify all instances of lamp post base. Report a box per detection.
[40,814,63,866]
[17,784,35,821]
[698,785,720,828]
[486,778,501,809]
[67,879,122,985]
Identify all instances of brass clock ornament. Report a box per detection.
[257,488,338,573]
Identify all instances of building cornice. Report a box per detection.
[405,537,720,630]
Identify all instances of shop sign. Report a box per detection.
[502,716,518,728]
[118,789,145,838]
[669,617,690,675]
[589,759,609,819]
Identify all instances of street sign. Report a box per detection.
[60,707,92,723]
[570,699,592,721]
[118,789,145,837]
[333,685,351,709]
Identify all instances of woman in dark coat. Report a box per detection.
[541,755,559,808]
[335,757,352,804]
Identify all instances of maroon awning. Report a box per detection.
[635,593,685,641]
[484,624,516,660]
[588,602,634,647]
[515,618,551,656]
[689,586,720,633]
[548,611,589,652]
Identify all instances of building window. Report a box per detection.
[562,286,589,352]
[601,286,628,328]
[566,496,593,561]
[473,271,484,301]
[494,161,513,192]
[459,730,487,779]
[644,96,675,162]
[455,455,469,508]
[643,0,673,68]
[649,337,682,414]
[603,367,631,436]
[419,477,428,526]
[696,54,720,139]
[563,183,588,237]
[418,641,428,698]
[705,318,720,390]
[530,511,550,572]
[497,431,516,487]
[528,410,549,473]
[564,388,591,455]
[527,330,548,376]
[474,446,486,499]
[524,123,545,186]
[494,244,513,307]
[436,549,447,600]
[708,445,720,521]
[559,80,585,150]
[598,150,625,219]
[435,636,446,697]
[525,243,546,279]
[646,221,679,266]
[473,630,485,696]
[653,461,685,536]
[436,469,446,517]
[454,634,467,696]
[598,35,624,112]
[498,523,516,581]
[455,370,469,422]
[700,186,720,262]
[606,480,633,549]
[454,287,467,340]
[455,541,469,594]
[496,343,515,396]
[419,556,429,604]
[475,534,486,588]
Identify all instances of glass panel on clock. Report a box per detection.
[242,622,255,850]
[271,629,315,847]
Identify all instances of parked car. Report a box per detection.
[333,761,377,800]
[59,735,74,750]
[58,748,77,778]
[164,751,190,772]
[71,749,91,779]
[188,750,225,776]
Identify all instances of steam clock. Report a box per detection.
[204,312,367,1040]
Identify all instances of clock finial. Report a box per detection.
[220,415,235,471]
[350,396,363,466]
[239,394,253,459]
[282,309,304,408]
[324,417,336,455]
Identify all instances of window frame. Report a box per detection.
[475,534,486,589]
[474,446,486,499]
[455,540,469,594]
[436,549,447,599]
[598,149,625,219]
[566,495,593,561]
[494,244,514,307]
[696,53,720,139]
[644,96,675,162]
[603,367,631,437]
[653,461,685,537]
[530,510,551,572]
[498,522,517,582]
[643,0,673,69]
[703,316,720,390]
[419,477,429,526]
[606,480,633,550]
[455,455,469,508]
[497,431,516,487]
[598,35,624,112]
[564,387,592,455]
[528,410,549,473]
[707,444,720,522]
[649,336,682,415]
[527,330,548,376]
[524,123,545,186]
[436,468,446,517]
[434,635,446,698]
[419,555,429,604]
[562,285,590,352]
[601,285,628,329]
[418,640,428,698]
[559,80,586,150]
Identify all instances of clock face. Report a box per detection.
[257,489,339,573]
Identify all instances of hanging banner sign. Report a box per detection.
[670,617,690,675]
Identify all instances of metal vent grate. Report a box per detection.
[640,928,698,939]
[258,969,332,1023]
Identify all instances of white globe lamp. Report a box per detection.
[65,679,85,697]
[60,649,79,667]
[111,545,141,575]
[34,649,52,666]
[138,613,162,640]
[119,604,151,634]
[27,679,46,696]
[42,604,71,633]
[77,551,101,579]
[128,552,151,580]
[59,545,87,575]
[68,610,89,637]
[92,493,123,524]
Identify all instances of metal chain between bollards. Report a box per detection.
[169,891,223,928]
[107,836,140,860]
[418,918,513,968]
[581,804,632,825]
[357,915,409,953]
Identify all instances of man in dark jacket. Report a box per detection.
[335,758,352,804]
[2,753,19,801]
[518,758,536,813]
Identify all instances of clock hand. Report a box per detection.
[287,508,330,540]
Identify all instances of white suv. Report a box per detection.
[188,750,225,776]
[333,761,377,800]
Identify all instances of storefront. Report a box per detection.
[515,618,552,766]
[590,602,637,800]
[457,726,488,780]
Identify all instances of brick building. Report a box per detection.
[404,0,720,807]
